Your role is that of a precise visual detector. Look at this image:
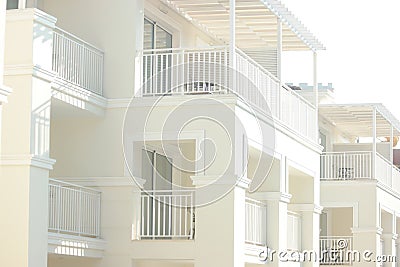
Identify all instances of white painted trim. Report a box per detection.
[0,154,56,170]
[51,77,108,109]
[127,95,322,154]
[351,227,383,235]
[244,244,267,264]
[54,176,145,188]
[381,233,398,240]
[144,1,182,48]
[5,64,56,83]
[6,8,57,28]
[251,191,292,203]
[287,158,316,178]
[321,201,359,228]
[48,232,106,258]
[107,98,131,109]
[190,174,250,189]
[288,204,323,214]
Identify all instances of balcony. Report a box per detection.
[48,179,105,257]
[320,151,400,193]
[52,27,104,95]
[139,190,195,240]
[320,236,353,265]
[137,46,317,141]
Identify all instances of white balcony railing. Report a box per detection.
[138,46,317,141]
[52,27,104,95]
[245,198,267,246]
[140,190,195,240]
[321,151,400,193]
[48,179,101,238]
[321,151,372,180]
[320,236,353,265]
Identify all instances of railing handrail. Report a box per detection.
[142,189,195,194]
[141,45,228,54]
[54,27,104,55]
[49,178,102,194]
[320,236,353,239]
[281,83,316,110]
[376,152,392,165]
[234,47,279,83]
[322,151,373,155]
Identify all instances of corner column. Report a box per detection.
[192,175,249,267]
[0,9,56,267]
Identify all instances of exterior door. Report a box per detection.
[141,149,173,238]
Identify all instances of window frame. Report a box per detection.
[144,17,173,50]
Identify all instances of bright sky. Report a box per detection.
[280,0,400,119]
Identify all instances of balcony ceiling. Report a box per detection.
[161,0,325,51]
[319,104,400,138]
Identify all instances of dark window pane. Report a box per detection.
[6,0,19,9]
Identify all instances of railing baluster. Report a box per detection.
[52,28,104,95]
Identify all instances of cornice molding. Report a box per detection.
[6,8,57,28]
[351,227,383,235]
[190,174,250,189]
[250,191,292,203]
[0,154,56,170]
[288,203,323,214]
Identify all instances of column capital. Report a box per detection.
[250,191,292,203]
[381,233,398,240]
[351,227,383,235]
[190,174,251,189]
[0,154,56,170]
[288,203,323,214]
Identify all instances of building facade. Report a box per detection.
[0,1,398,267]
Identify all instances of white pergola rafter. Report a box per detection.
[319,104,400,138]
[161,0,325,51]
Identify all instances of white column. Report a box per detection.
[229,0,236,94]
[313,51,318,142]
[277,18,282,81]
[134,0,144,96]
[192,175,248,267]
[265,193,291,267]
[277,18,283,119]
[0,9,56,267]
[390,125,394,183]
[381,211,397,267]
[229,0,236,66]
[0,0,12,154]
[372,107,377,179]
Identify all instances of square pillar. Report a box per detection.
[191,175,249,267]
[290,204,322,267]
[0,9,56,267]
[253,192,291,267]
[352,227,382,267]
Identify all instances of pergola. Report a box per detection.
[161,0,325,51]
[319,103,400,165]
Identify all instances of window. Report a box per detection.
[141,149,172,191]
[143,18,173,94]
[144,18,172,50]
[6,0,19,9]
